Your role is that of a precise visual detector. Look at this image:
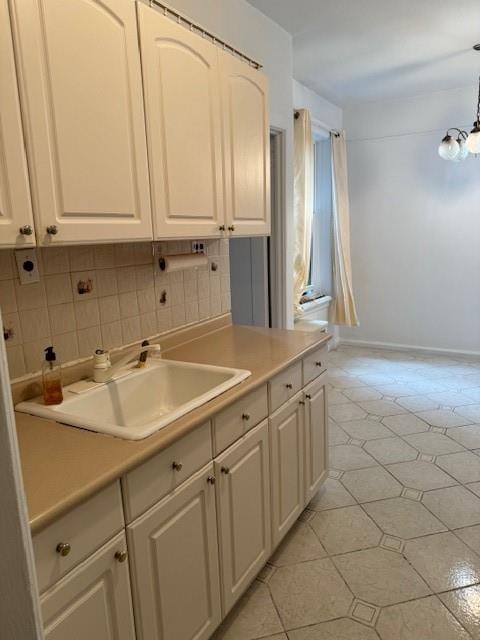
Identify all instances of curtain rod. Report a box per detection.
[147,0,262,69]
[294,110,340,137]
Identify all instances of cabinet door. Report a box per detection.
[10,0,152,245]
[41,532,135,640]
[269,394,304,548]
[0,0,35,248]
[304,372,328,504]
[137,4,224,239]
[215,420,271,614]
[221,53,270,236]
[127,463,221,640]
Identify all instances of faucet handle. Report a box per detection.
[94,349,110,369]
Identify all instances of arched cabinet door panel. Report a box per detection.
[221,53,270,237]
[10,0,152,245]
[0,0,35,248]
[137,3,225,239]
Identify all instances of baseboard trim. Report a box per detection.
[337,338,480,358]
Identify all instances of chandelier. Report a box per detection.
[438,45,480,161]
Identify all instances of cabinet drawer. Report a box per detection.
[269,361,302,413]
[213,384,268,455]
[34,482,124,593]
[122,421,212,522]
[303,346,328,385]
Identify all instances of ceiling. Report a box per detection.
[247,0,480,105]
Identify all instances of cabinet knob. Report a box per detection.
[242,413,250,421]
[315,361,322,367]
[172,461,183,472]
[207,476,216,485]
[218,225,226,231]
[46,225,58,235]
[115,550,128,563]
[221,466,230,474]
[305,394,312,400]
[228,225,235,232]
[285,383,293,390]
[56,542,71,557]
[298,400,305,405]
[19,225,33,236]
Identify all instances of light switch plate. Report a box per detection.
[15,249,40,284]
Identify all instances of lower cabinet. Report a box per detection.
[214,420,271,614]
[269,394,305,548]
[127,464,221,640]
[40,532,135,640]
[304,372,329,504]
[35,350,329,640]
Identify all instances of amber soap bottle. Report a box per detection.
[42,346,63,405]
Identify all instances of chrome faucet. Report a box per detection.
[93,341,161,383]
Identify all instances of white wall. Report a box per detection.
[293,79,343,131]
[168,0,295,326]
[341,85,480,354]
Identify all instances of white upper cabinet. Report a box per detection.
[221,52,270,236]
[0,0,35,248]
[9,0,152,245]
[137,4,225,239]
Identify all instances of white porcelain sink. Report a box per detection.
[16,359,251,440]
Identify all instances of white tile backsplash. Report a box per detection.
[0,280,17,313]
[1,240,230,378]
[48,303,75,336]
[42,246,70,275]
[45,273,72,306]
[96,268,118,297]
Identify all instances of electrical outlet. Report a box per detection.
[191,241,205,254]
[15,249,40,285]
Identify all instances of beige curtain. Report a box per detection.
[293,109,314,313]
[330,131,359,326]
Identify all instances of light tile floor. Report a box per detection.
[213,345,480,639]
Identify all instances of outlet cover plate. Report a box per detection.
[191,241,205,254]
[15,249,40,284]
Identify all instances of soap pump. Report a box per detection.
[42,346,63,405]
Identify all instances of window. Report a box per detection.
[303,131,333,300]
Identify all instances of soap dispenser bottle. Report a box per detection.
[42,346,63,405]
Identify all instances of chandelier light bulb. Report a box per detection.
[466,124,480,154]
[438,135,459,160]
[454,137,470,161]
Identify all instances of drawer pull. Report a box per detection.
[242,413,251,421]
[115,550,128,563]
[305,394,312,400]
[56,542,71,557]
[315,361,323,367]
[285,383,293,390]
[221,466,230,474]
[207,476,216,485]
[172,461,183,472]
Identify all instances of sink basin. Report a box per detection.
[16,358,251,440]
